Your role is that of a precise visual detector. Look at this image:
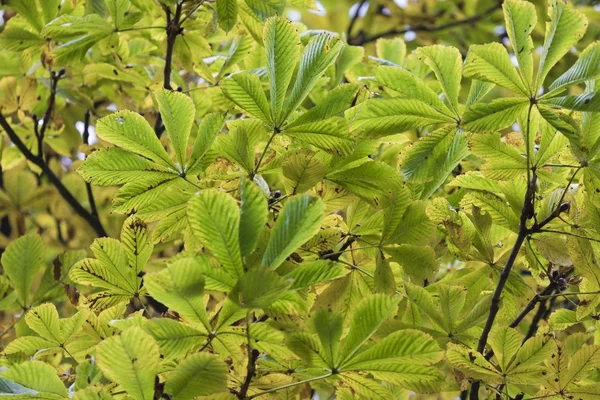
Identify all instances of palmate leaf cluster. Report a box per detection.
[1,0,600,399]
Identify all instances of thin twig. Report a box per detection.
[347,0,368,39]
[350,1,502,45]
[154,2,184,138]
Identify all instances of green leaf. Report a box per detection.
[217,119,264,174]
[69,234,144,310]
[239,179,268,257]
[0,361,68,397]
[284,117,354,156]
[563,345,600,389]
[376,38,406,65]
[264,17,300,126]
[312,309,343,368]
[339,294,399,363]
[144,258,210,329]
[350,98,456,139]
[120,217,152,279]
[375,66,451,115]
[489,327,521,372]
[261,194,325,269]
[327,159,404,205]
[232,267,290,308]
[154,90,195,168]
[41,15,114,66]
[24,303,61,344]
[550,42,600,93]
[1,233,43,307]
[446,344,503,383]
[466,80,495,107]
[106,0,130,29]
[289,83,364,126]
[374,255,396,295]
[416,45,462,115]
[8,0,42,31]
[165,353,228,400]
[95,110,176,169]
[284,260,347,289]
[221,72,272,123]
[463,97,528,132]
[537,105,581,141]
[78,148,177,186]
[542,91,600,111]
[381,187,411,244]
[385,245,437,282]
[536,0,588,90]
[463,43,528,95]
[187,112,225,174]
[503,0,536,92]
[342,329,443,369]
[282,149,327,195]
[284,33,344,119]
[96,327,161,400]
[144,318,205,360]
[0,26,45,52]
[188,190,243,278]
[246,0,285,20]
[216,0,238,32]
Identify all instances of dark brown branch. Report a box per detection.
[347,0,368,40]
[154,2,184,138]
[350,1,503,45]
[0,114,107,237]
[238,313,258,400]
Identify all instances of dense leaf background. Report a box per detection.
[0,0,600,399]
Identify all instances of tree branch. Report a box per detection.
[347,0,368,39]
[350,1,503,45]
[154,1,184,138]
[238,312,258,400]
[0,114,107,237]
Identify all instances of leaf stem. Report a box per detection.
[251,131,277,179]
[246,373,333,399]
